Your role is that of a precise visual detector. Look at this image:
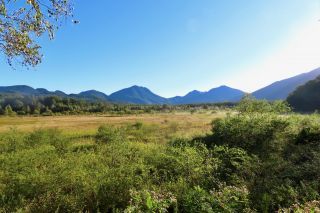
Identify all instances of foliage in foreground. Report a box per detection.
[0,100,320,212]
[0,0,73,67]
[278,200,320,213]
[0,127,251,212]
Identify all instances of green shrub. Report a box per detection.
[181,186,214,213]
[237,95,291,114]
[278,200,320,213]
[4,105,16,116]
[95,125,124,143]
[25,129,68,152]
[194,113,320,211]
[168,137,203,148]
[0,128,26,153]
[211,185,252,212]
[71,143,97,153]
[211,146,257,186]
[132,121,143,130]
[180,185,253,213]
[125,189,177,213]
[210,114,290,158]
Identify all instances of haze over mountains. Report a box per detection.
[0,85,245,104]
[252,67,320,100]
[169,86,244,104]
[1,67,319,104]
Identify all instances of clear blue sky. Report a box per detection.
[1,0,320,97]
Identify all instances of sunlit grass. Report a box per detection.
[0,111,226,141]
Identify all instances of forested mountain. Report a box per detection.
[0,85,67,97]
[0,86,109,102]
[70,90,110,102]
[252,67,320,100]
[287,76,320,112]
[109,86,169,104]
[169,85,245,104]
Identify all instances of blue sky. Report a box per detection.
[1,0,320,97]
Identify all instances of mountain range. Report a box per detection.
[1,67,319,104]
[168,86,244,104]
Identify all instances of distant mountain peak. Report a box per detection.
[109,85,168,104]
[0,85,38,95]
[187,90,202,95]
[217,85,229,88]
[169,85,245,104]
[76,90,109,102]
[208,85,237,92]
[1,85,33,90]
[131,85,143,88]
[128,85,151,91]
[79,89,103,94]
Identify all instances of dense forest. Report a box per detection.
[0,99,319,212]
[287,76,320,112]
[0,94,235,116]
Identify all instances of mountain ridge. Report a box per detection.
[109,85,170,104]
[0,84,244,104]
[252,67,320,100]
[1,67,319,104]
[169,85,245,104]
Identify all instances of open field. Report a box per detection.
[0,111,226,139]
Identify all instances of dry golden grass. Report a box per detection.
[0,111,225,138]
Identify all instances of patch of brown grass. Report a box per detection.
[0,111,226,139]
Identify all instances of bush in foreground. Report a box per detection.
[1,108,320,212]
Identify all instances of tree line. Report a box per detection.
[0,94,234,116]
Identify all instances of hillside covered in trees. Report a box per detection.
[253,67,320,100]
[287,76,320,112]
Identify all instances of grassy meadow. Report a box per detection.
[1,101,320,212]
[0,111,225,138]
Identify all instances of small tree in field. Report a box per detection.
[4,104,15,116]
